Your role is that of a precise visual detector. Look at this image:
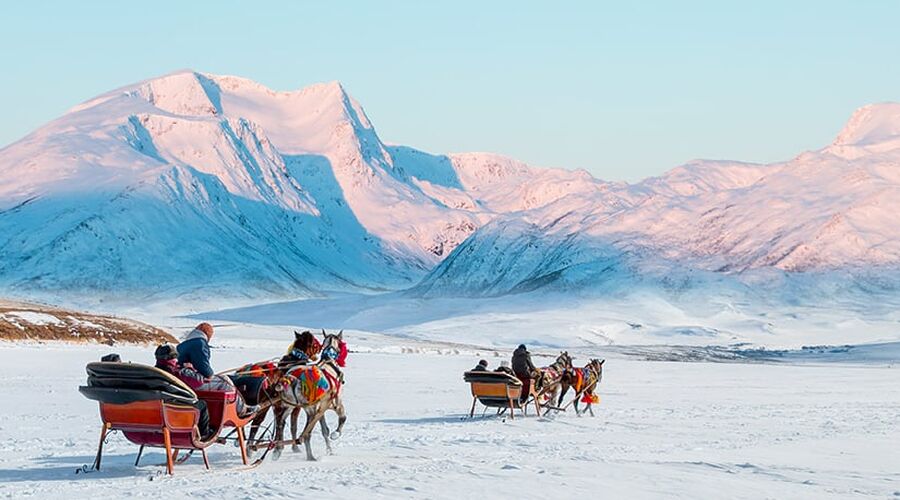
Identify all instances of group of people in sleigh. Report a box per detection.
[470,343,540,403]
[102,322,326,440]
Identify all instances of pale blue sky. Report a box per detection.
[2,1,899,181]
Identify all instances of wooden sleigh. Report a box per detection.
[463,371,541,419]
[79,362,255,475]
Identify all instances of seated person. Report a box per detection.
[177,322,254,415]
[494,360,515,376]
[154,344,213,439]
[471,359,489,371]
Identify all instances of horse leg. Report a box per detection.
[318,410,333,455]
[557,382,569,408]
[332,397,347,438]
[246,405,269,457]
[301,404,326,461]
[290,407,303,453]
[272,405,287,461]
[247,405,267,441]
[586,382,597,417]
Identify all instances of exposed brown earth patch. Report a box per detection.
[0,299,175,345]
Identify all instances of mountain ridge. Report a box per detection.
[1,70,899,304]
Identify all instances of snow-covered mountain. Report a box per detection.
[415,104,900,297]
[0,70,605,302]
[2,70,899,303]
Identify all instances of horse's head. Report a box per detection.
[320,329,347,366]
[556,350,574,371]
[588,358,605,377]
[290,330,322,360]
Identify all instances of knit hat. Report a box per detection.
[154,344,177,360]
[477,359,488,367]
[196,322,214,338]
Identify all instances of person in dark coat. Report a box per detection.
[511,344,537,402]
[511,344,536,378]
[155,344,212,439]
[472,359,489,371]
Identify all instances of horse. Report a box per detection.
[532,351,574,409]
[242,330,322,449]
[272,330,348,461]
[558,358,604,416]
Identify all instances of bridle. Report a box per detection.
[319,335,342,363]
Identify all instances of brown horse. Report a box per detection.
[558,358,604,416]
[532,351,574,409]
[272,330,347,461]
[243,330,322,450]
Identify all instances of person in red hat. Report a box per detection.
[177,322,253,415]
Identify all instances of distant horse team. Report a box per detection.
[467,344,604,417]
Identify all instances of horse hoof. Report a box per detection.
[291,444,301,453]
[272,448,282,461]
[329,431,341,440]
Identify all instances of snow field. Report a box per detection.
[0,323,897,499]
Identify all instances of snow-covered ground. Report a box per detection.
[0,322,898,499]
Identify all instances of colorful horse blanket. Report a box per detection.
[573,367,599,404]
[283,365,331,405]
[236,360,280,385]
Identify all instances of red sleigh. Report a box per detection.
[79,362,256,475]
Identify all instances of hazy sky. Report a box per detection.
[2,1,900,181]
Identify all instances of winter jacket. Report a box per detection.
[177,328,214,378]
[511,346,536,379]
[155,358,207,389]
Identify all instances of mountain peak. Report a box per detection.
[832,102,900,147]
[138,70,222,116]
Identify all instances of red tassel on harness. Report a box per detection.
[336,341,348,367]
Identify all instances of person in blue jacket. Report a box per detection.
[177,322,253,415]
[177,322,216,377]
